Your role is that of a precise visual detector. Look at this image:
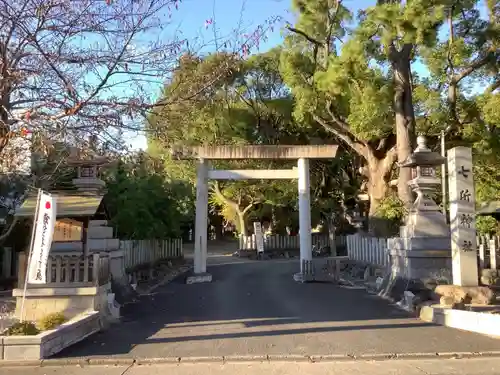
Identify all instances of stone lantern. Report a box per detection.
[67,147,110,194]
[399,135,448,238]
[386,135,452,285]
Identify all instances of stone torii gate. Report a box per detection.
[172,145,339,283]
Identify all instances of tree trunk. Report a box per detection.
[236,211,247,237]
[366,163,390,218]
[211,182,255,237]
[362,148,397,235]
[327,214,336,255]
[270,206,278,234]
[392,48,416,207]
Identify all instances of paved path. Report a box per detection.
[57,260,500,359]
[2,358,500,375]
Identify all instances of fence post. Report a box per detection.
[352,235,357,260]
[347,235,353,259]
[353,235,358,260]
[369,237,374,264]
[362,236,367,263]
[92,253,100,285]
[490,238,498,270]
[478,242,486,270]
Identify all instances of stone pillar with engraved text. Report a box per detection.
[447,147,479,286]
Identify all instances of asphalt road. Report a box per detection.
[57,260,500,359]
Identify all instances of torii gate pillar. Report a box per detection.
[298,158,312,271]
[193,158,209,277]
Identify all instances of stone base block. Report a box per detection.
[389,236,451,252]
[186,273,212,284]
[12,284,111,322]
[389,249,452,282]
[0,311,101,360]
[294,257,348,283]
[293,272,314,283]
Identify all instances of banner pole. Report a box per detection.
[20,188,42,323]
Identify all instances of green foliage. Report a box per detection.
[476,216,499,235]
[374,195,408,222]
[6,321,40,336]
[37,312,66,331]
[105,153,194,239]
[370,195,409,236]
[148,50,310,230]
[145,0,498,232]
[280,0,499,221]
[281,0,447,143]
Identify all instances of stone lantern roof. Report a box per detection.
[66,147,111,194]
[400,135,446,168]
[66,147,111,167]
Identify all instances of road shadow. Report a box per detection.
[53,261,448,358]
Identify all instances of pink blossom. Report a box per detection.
[204,18,213,29]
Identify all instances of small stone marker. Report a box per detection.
[447,147,479,286]
[253,222,265,254]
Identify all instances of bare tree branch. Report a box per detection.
[211,181,239,210]
[0,0,277,159]
[286,26,323,46]
[487,77,500,93]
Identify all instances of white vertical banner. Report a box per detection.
[27,191,57,284]
[253,222,264,253]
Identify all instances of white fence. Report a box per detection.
[346,233,500,271]
[346,234,389,268]
[239,234,333,251]
[47,252,110,287]
[120,239,183,270]
[477,235,499,270]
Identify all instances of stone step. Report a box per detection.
[51,242,84,252]
[87,226,113,239]
[87,238,119,252]
[88,220,108,227]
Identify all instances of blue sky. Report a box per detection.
[129,0,487,150]
[130,0,378,149]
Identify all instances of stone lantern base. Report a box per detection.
[379,236,453,303]
[388,206,452,283]
[388,237,452,282]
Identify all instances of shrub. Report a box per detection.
[6,321,40,336]
[37,312,67,331]
[476,215,499,235]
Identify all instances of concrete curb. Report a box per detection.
[419,304,500,338]
[3,351,500,367]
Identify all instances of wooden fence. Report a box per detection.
[346,233,500,271]
[121,238,183,270]
[46,252,110,287]
[346,234,389,268]
[239,233,334,252]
